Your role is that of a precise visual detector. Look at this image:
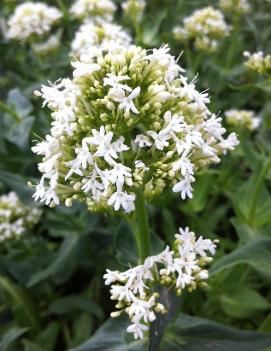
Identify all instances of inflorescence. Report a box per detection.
[7,2,62,42]
[173,6,231,52]
[70,0,116,22]
[225,109,261,131]
[219,0,251,15]
[71,21,132,59]
[104,226,217,340]
[32,44,238,213]
[243,51,271,75]
[0,192,41,243]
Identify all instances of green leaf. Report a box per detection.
[0,327,28,351]
[28,235,80,286]
[49,295,104,319]
[34,322,60,351]
[220,286,270,318]
[7,88,33,117]
[0,169,34,202]
[0,276,40,333]
[114,221,138,266]
[5,115,34,150]
[68,316,147,351]
[210,237,271,279]
[142,9,167,46]
[161,313,271,351]
[149,287,182,351]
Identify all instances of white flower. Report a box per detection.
[72,61,101,78]
[127,320,149,340]
[7,2,62,42]
[114,87,141,114]
[147,130,170,150]
[108,191,135,212]
[70,0,116,21]
[105,225,217,340]
[134,134,152,148]
[172,174,195,199]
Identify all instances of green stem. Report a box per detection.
[129,190,151,263]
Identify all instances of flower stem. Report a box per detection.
[130,190,151,263]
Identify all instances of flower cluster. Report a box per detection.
[7,2,62,42]
[71,21,132,58]
[0,192,42,243]
[173,7,230,52]
[70,0,116,22]
[219,0,251,15]
[225,109,261,131]
[104,226,217,340]
[32,33,61,56]
[122,0,146,23]
[32,44,238,213]
[243,51,271,75]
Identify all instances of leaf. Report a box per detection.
[7,88,33,117]
[34,322,60,351]
[28,235,80,286]
[0,169,34,202]
[0,276,40,333]
[220,286,270,318]
[0,327,28,351]
[142,9,167,46]
[114,221,138,266]
[49,295,104,319]
[161,313,271,351]
[68,316,147,351]
[149,287,182,351]
[5,115,34,149]
[210,237,271,279]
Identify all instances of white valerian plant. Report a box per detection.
[122,0,146,23]
[0,192,42,243]
[243,51,271,75]
[173,6,231,52]
[70,0,116,22]
[219,0,251,15]
[225,109,261,131]
[104,226,217,340]
[7,2,62,42]
[71,21,132,58]
[31,44,238,214]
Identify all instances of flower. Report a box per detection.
[219,0,251,15]
[70,0,116,22]
[225,109,261,131]
[71,21,132,59]
[173,7,230,52]
[122,0,146,23]
[7,2,62,42]
[243,51,271,75]
[32,44,237,213]
[104,226,217,340]
[0,192,42,243]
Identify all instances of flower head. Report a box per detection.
[0,192,42,243]
[225,109,261,131]
[243,51,271,75]
[7,2,62,42]
[219,0,251,15]
[122,0,146,23]
[104,226,217,340]
[70,0,116,22]
[173,7,230,52]
[32,44,238,213]
[71,21,132,59]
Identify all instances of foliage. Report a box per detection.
[0,0,271,350]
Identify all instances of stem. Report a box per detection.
[130,190,151,263]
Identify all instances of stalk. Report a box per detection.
[129,189,151,263]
